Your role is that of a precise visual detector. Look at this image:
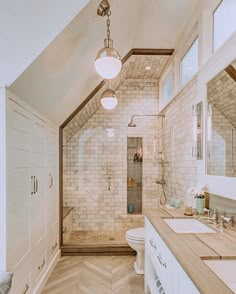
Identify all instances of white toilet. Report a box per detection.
[126,228,145,275]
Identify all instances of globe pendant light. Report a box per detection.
[95,0,122,79]
[100,88,118,110]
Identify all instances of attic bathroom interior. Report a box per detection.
[0,0,236,293]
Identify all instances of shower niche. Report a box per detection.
[127,137,143,214]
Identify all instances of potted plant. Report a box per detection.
[188,185,206,214]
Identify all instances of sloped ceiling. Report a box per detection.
[63,54,171,142]
[208,62,236,128]
[10,0,201,125]
[0,0,90,86]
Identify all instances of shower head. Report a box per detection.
[128,114,164,128]
[128,121,136,127]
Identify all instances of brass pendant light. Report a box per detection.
[95,0,122,80]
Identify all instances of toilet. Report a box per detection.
[126,228,145,275]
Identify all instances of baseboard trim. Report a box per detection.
[33,250,61,294]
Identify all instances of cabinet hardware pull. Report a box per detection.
[31,176,34,195]
[38,259,45,271]
[35,177,38,193]
[49,174,52,188]
[23,283,29,294]
[49,174,53,188]
[157,254,166,268]
[34,176,36,194]
[149,239,156,249]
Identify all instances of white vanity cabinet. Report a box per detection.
[145,217,200,294]
[173,260,199,294]
[6,94,60,294]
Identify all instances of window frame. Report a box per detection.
[212,0,236,53]
[180,36,199,88]
[162,72,174,106]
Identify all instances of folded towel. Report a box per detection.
[0,272,13,294]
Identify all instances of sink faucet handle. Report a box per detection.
[222,216,231,222]
[220,215,234,229]
[203,208,213,218]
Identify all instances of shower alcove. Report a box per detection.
[59,49,173,254]
[127,137,143,214]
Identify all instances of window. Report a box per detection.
[163,74,173,104]
[181,38,198,87]
[213,0,236,52]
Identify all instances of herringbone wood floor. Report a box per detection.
[42,256,144,294]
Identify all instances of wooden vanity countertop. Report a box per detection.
[144,208,236,294]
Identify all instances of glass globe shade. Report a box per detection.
[100,89,118,110]
[95,47,122,79]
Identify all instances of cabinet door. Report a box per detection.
[7,102,32,268]
[31,121,46,247]
[174,260,199,294]
[46,130,58,232]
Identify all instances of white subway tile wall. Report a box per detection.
[63,79,162,233]
[162,77,198,205]
[63,55,170,142]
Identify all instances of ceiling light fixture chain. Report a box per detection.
[106,11,111,44]
[95,0,122,109]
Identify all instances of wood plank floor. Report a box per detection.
[42,256,144,294]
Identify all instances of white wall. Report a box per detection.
[0,87,7,270]
[0,0,90,86]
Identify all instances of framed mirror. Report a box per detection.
[206,59,236,177]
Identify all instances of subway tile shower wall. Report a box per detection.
[63,79,162,232]
[162,77,198,205]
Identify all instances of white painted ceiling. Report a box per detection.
[10,0,201,126]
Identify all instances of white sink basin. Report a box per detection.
[163,218,216,234]
[204,260,236,293]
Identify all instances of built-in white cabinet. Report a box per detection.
[173,261,199,294]
[6,94,60,294]
[145,217,199,294]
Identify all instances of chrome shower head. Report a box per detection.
[128,122,136,127]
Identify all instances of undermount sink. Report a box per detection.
[163,218,216,234]
[204,260,236,293]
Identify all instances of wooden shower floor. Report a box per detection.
[63,230,127,246]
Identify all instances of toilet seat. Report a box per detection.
[126,228,144,242]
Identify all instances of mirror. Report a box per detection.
[206,59,236,177]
